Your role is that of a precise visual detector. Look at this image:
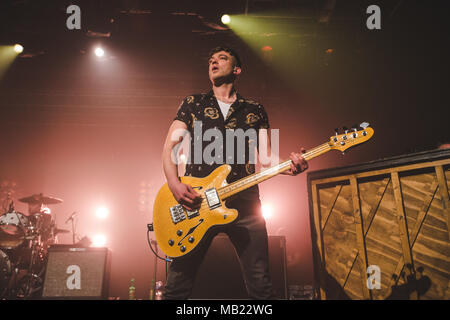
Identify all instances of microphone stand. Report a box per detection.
[65,212,77,245]
[71,217,76,245]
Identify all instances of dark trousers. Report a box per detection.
[163,200,273,300]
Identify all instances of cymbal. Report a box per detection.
[53,228,70,234]
[18,193,63,205]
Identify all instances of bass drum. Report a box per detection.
[0,212,31,249]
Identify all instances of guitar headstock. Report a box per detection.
[328,122,374,152]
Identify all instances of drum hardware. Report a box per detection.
[0,194,75,299]
[53,228,70,235]
[0,249,12,298]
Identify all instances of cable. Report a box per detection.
[146,227,172,263]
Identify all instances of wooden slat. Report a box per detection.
[435,166,450,299]
[350,176,372,300]
[311,183,327,299]
[363,177,391,235]
[385,179,439,297]
[312,159,450,186]
[322,185,343,231]
[435,165,450,241]
[342,178,390,294]
[391,171,418,300]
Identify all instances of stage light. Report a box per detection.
[94,47,105,57]
[261,45,273,52]
[262,204,273,220]
[96,206,109,219]
[13,44,23,53]
[92,234,107,247]
[221,14,231,25]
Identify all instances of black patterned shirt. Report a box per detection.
[174,90,270,202]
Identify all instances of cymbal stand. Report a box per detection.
[19,215,44,299]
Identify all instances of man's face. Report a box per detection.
[208,51,240,84]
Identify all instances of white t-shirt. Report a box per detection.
[217,99,232,119]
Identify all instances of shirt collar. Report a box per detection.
[206,90,245,109]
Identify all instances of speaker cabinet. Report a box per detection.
[42,245,111,299]
[191,234,287,299]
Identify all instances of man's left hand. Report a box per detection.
[286,148,308,176]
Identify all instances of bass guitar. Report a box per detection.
[152,122,374,258]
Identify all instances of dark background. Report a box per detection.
[0,0,448,299]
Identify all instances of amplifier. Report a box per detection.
[42,245,111,299]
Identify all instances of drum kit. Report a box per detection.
[0,193,70,299]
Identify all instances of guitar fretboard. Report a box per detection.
[218,142,331,199]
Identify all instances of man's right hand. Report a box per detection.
[168,180,202,211]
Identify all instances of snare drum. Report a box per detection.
[0,212,31,249]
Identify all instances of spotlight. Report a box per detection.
[96,206,109,219]
[92,234,107,247]
[13,44,23,53]
[94,47,105,57]
[262,204,273,220]
[221,14,231,25]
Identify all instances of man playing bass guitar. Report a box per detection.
[161,46,308,300]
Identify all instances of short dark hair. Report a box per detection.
[208,46,242,68]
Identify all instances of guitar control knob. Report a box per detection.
[188,236,194,243]
[180,246,186,252]
[177,230,183,236]
[168,239,174,246]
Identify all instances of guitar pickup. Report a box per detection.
[204,188,221,210]
[186,209,199,219]
[170,204,186,224]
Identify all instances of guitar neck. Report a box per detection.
[218,142,331,199]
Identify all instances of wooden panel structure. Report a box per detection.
[307,149,450,300]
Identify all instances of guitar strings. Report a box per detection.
[184,130,369,212]
[219,142,331,194]
[194,142,332,211]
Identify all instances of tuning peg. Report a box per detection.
[333,128,339,142]
[352,124,358,130]
[343,126,349,134]
[360,122,369,129]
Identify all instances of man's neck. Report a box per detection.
[212,83,237,103]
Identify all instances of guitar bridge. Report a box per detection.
[170,204,186,224]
